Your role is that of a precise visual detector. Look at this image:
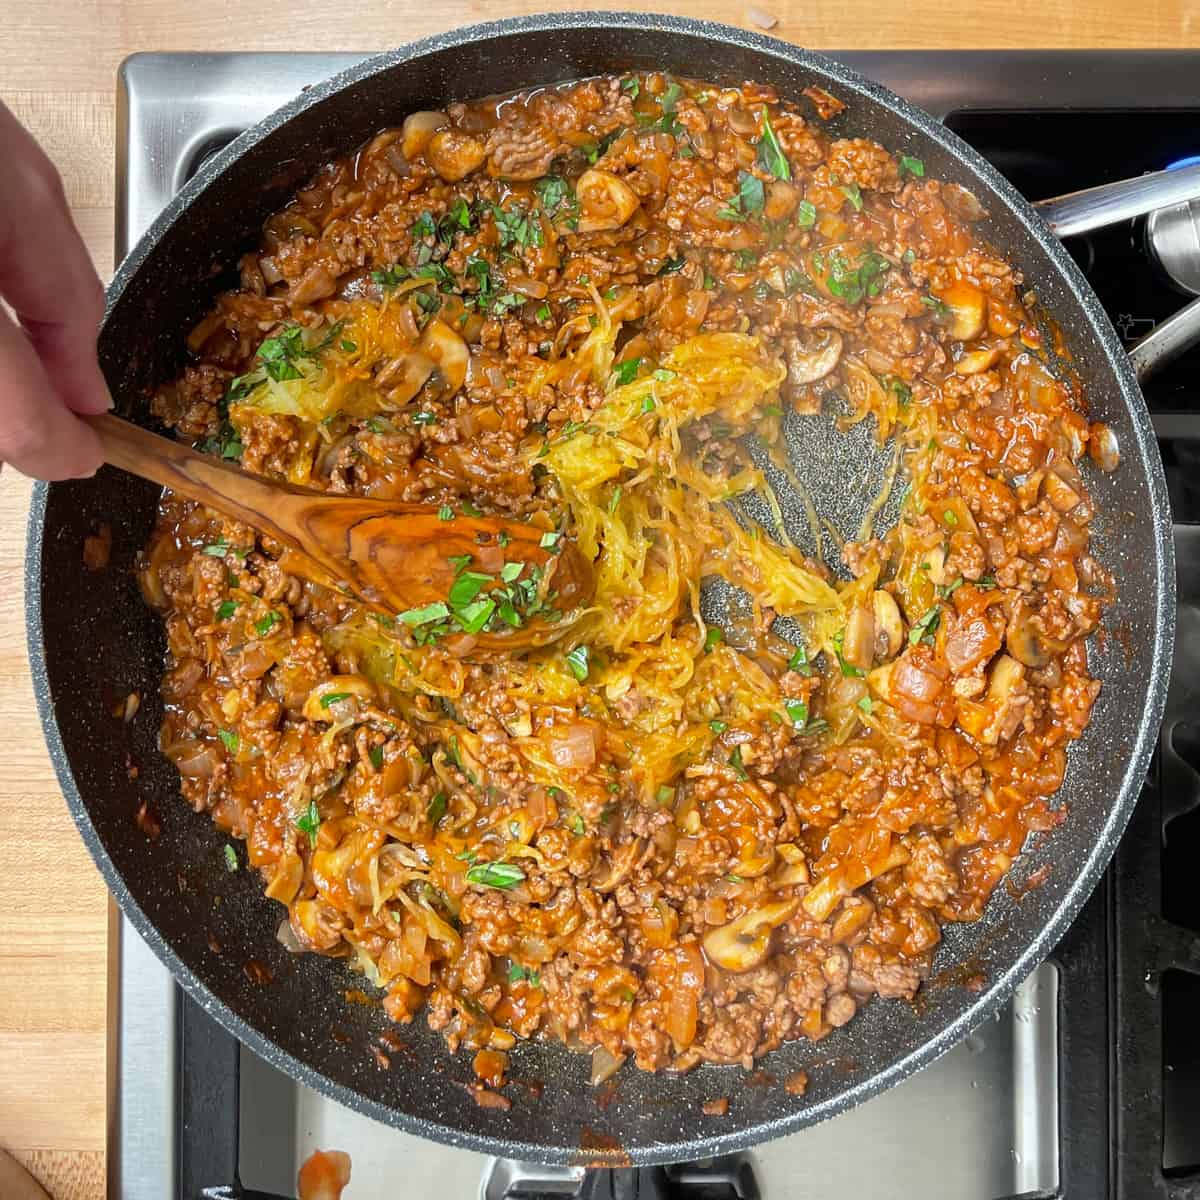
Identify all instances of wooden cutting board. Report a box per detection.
[2,2,1198,1195]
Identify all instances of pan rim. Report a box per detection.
[27,12,1176,1167]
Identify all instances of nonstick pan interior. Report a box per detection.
[26,14,1173,1165]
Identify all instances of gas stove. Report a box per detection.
[110,50,1200,1200]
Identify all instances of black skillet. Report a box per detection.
[25,12,1180,1170]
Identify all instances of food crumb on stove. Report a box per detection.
[343,988,376,1006]
[297,1148,351,1200]
[118,691,140,723]
[242,958,274,986]
[744,4,779,28]
[371,1046,391,1070]
[472,1048,509,1089]
[134,799,160,840]
[701,1097,730,1116]
[785,1070,809,1096]
[82,522,112,571]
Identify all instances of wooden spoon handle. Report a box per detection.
[90,413,313,550]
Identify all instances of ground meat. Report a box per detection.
[141,69,1108,1090]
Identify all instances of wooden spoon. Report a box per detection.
[91,414,591,646]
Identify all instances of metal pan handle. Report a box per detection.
[1033,164,1200,381]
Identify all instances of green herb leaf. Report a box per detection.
[295,799,321,848]
[796,199,817,228]
[465,861,526,889]
[640,395,656,413]
[728,745,748,780]
[977,574,998,590]
[255,611,281,636]
[922,294,951,318]
[373,264,409,289]
[658,255,686,275]
[536,303,551,322]
[454,597,497,634]
[756,108,791,181]
[857,695,874,715]
[427,792,448,826]
[319,692,353,709]
[539,530,561,550]
[621,76,640,99]
[607,485,623,514]
[653,368,676,382]
[613,357,642,386]
[718,171,766,221]
[899,154,925,178]
[461,500,482,518]
[787,642,813,676]
[438,505,454,521]
[832,629,864,677]
[216,600,238,621]
[709,719,728,734]
[825,247,891,306]
[565,644,591,681]
[838,182,863,212]
[704,627,724,653]
[217,728,239,753]
[908,606,942,646]
[224,844,238,872]
[411,210,437,239]
[783,699,809,728]
[399,602,451,627]
[411,409,437,425]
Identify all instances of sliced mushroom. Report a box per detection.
[419,319,469,398]
[954,346,1000,376]
[872,590,904,660]
[575,169,641,233]
[784,329,844,387]
[1041,467,1082,514]
[426,129,486,183]
[302,675,377,722]
[764,180,801,222]
[942,183,988,223]
[1005,601,1068,668]
[401,110,450,161]
[1089,422,1120,473]
[377,352,436,407]
[702,897,800,973]
[842,602,875,671]
[934,281,986,341]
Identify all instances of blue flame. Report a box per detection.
[1166,155,1200,171]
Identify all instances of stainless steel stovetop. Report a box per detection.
[110,49,1200,1200]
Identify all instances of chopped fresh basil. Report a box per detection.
[653,368,676,382]
[756,108,791,181]
[787,642,813,676]
[255,611,280,636]
[438,505,454,521]
[613,357,642,386]
[295,799,321,848]
[857,695,874,715]
[728,746,748,780]
[319,691,353,709]
[709,719,728,734]
[465,861,526,889]
[565,644,591,681]
[832,629,864,677]
[215,600,238,621]
[622,76,640,99]
[536,303,551,321]
[704,627,724,653]
[718,171,766,221]
[796,199,817,227]
[899,154,925,178]
[217,728,239,753]
[500,561,524,583]
[839,182,863,212]
[540,530,561,550]
[368,745,384,770]
[427,792,448,826]
[908,606,942,646]
[223,844,238,872]
[783,699,809,728]
[659,255,686,275]
[640,395,656,413]
[922,294,951,318]
[943,509,959,527]
[411,210,437,239]
[399,601,451,627]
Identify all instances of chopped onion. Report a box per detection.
[1089,422,1120,473]
[163,737,218,779]
[276,918,304,953]
[591,1046,626,1086]
[549,724,597,769]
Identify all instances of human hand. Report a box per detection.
[0,101,109,480]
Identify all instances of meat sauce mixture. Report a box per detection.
[143,73,1116,1090]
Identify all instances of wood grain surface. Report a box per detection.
[1,3,1198,1195]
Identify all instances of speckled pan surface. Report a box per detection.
[26,13,1174,1166]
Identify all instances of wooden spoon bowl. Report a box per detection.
[92,414,591,647]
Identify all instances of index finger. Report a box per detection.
[0,102,110,416]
